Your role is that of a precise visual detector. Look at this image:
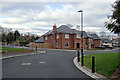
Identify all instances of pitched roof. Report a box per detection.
[101,38,111,43]
[42,25,92,38]
[89,33,101,40]
[56,25,73,34]
[112,38,120,43]
[35,36,44,43]
[81,31,92,38]
[43,30,53,36]
[35,25,99,43]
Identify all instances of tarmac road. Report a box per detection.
[2,48,119,79]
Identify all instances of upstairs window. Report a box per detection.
[91,39,93,44]
[45,36,47,40]
[57,34,59,39]
[76,34,80,38]
[65,34,69,39]
[89,38,91,42]
[65,42,69,47]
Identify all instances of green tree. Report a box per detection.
[14,30,20,41]
[2,33,7,42]
[105,0,120,34]
[35,36,39,40]
[17,36,25,42]
[30,35,36,42]
[7,32,14,44]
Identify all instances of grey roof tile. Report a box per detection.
[43,30,53,36]
[56,25,73,34]
[36,25,98,43]
[35,36,44,43]
[101,38,111,43]
[89,33,101,40]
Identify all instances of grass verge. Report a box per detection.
[83,52,119,77]
[1,47,27,52]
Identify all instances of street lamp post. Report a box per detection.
[78,10,84,66]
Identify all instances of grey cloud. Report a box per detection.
[0,2,116,36]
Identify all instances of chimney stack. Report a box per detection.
[53,24,56,34]
[53,24,57,48]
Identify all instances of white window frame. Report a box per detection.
[65,34,69,39]
[76,34,80,38]
[91,39,93,44]
[65,42,69,47]
[45,36,47,40]
[57,34,59,39]
[89,38,91,42]
[89,44,91,48]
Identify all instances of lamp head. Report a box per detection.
[78,10,83,12]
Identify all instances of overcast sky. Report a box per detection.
[0,0,117,36]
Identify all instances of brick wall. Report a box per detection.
[41,31,101,49]
[93,40,101,48]
[29,42,52,48]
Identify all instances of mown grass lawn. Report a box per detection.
[83,52,119,77]
[1,47,27,52]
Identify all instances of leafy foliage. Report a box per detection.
[1,27,38,44]
[2,33,7,42]
[14,30,20,41]
[7,32,14,44]
[105,0,120,34]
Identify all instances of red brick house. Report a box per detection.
[112,38,120,47]
[89,33,102,48]
[35,24,101,49]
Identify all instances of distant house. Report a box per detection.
[34,24,101,49]
[89,33,102,48]
[112,38,120,47]
[101,38,112,47]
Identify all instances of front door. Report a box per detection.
[77,43,80,48]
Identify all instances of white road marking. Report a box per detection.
[37,51,46,53]
[39,62,46,64]
[21,63,31,66]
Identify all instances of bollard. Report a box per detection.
[36,46,37,51]
[92,56,95,73]
[81,49,84,66]
[77,50,80,62]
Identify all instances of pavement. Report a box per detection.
[73,57,106,80]
[1,48,119,79]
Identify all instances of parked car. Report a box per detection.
[95,46,105,50]
[103,45,113,49]
[25,44,29,47]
